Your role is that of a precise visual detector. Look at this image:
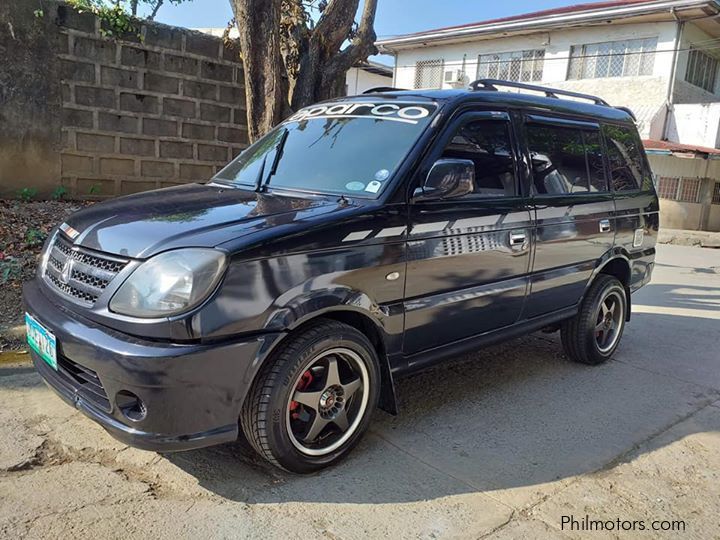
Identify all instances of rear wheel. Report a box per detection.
[561,275,627,365]
[240,319,380,473]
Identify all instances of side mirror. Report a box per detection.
[412,159,474,202]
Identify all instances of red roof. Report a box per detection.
[643,139,720,156]
[393,0,660,38]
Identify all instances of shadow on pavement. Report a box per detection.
[632,282,720,312]
[166,308,720,504]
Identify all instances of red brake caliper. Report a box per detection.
[289,370,314,420]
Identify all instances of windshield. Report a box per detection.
[213,101,438,197]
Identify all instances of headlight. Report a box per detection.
[109,248,226,318]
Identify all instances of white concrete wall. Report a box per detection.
[673,23,720,104]
[393,22,678,138]
[648,154,713,178]
[394,23,676,89]
[345,68,392,96]
[667,103,720,149]
[659,199,703,229]
[647,154,720,231]
[709,204,720,232]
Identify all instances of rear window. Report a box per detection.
[602,124,652,191]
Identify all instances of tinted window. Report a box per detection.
[440,120,516,197]
[527,124,591,195]
[603,124,651,191]
[585,130,608,192]
[215,102,438,198]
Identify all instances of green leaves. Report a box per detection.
[24,229,47,248]
[17,188,38,202]
[51,186,68,201]
[0,258,21,285]
[65,0,170,39]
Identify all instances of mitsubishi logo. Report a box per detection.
[60,258,75,285]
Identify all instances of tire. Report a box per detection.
[240,319,380,473]
[561,275,627,365]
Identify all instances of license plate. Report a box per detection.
[25,313,57,370]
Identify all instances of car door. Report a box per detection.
[602,122,659,291]
[403,111,533,357]
[522,115,616,318]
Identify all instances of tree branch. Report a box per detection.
[321,0,377,87]
[148,0,164,20]
[313,0,360,53]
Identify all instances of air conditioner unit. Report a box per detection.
[444,69,465,84]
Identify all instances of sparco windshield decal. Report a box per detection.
[285,102,437,125]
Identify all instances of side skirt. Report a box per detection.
[397,304,579,379]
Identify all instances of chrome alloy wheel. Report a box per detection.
[595,290,625,353]
[286,348,370,457]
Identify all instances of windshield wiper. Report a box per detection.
[258,128,289,192]
[253,154,268,192]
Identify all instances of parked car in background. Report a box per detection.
[24,80,658,472]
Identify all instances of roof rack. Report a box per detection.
[362,86,408,94]
[613,105,637,121]
[469,79,610,107]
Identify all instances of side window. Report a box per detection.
[526,124,592,195]
[439,120,516,197]
[603,124,651,191]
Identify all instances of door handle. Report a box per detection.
[509,231,527,248]
[599,219,612,233]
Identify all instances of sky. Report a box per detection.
[153,0,584,65]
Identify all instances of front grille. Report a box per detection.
[56,354,111,411]
[43,234,129,307]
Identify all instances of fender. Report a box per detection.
[245,289,402,415]
[582,249,632,320]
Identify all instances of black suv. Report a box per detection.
[24,80,658,472]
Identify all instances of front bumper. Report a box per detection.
[23,279,281,452]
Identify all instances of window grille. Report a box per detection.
[712,182,720,205]
[677,178,701,203]
[414,59,444,89]
[685,48,719,94]
[568,37,657,79]
[660,177,702,202]
[476,49,545,82]
[658,177,680,200]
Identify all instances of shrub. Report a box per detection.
[25,229,47,248]
[51,186,68,200]
[17,188,38,202]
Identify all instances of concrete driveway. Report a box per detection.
[1,244,719,539]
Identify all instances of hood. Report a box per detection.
[66,184,344,258]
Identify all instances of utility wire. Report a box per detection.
[388,43,720,69]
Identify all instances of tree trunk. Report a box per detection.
[230,0,290,142]
[230,0,378,142]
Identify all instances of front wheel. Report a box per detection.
[240,319,380,473]
[561,275,627,365]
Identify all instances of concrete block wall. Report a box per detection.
[0,1,248,199]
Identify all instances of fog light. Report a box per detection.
[116,390,147,422]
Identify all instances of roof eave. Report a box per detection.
[377,0,720,51]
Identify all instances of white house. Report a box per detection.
[378,0,720,232]
[345,61,393,95]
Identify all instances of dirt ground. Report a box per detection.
[0,200,90,351]
[1,243,719,539]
